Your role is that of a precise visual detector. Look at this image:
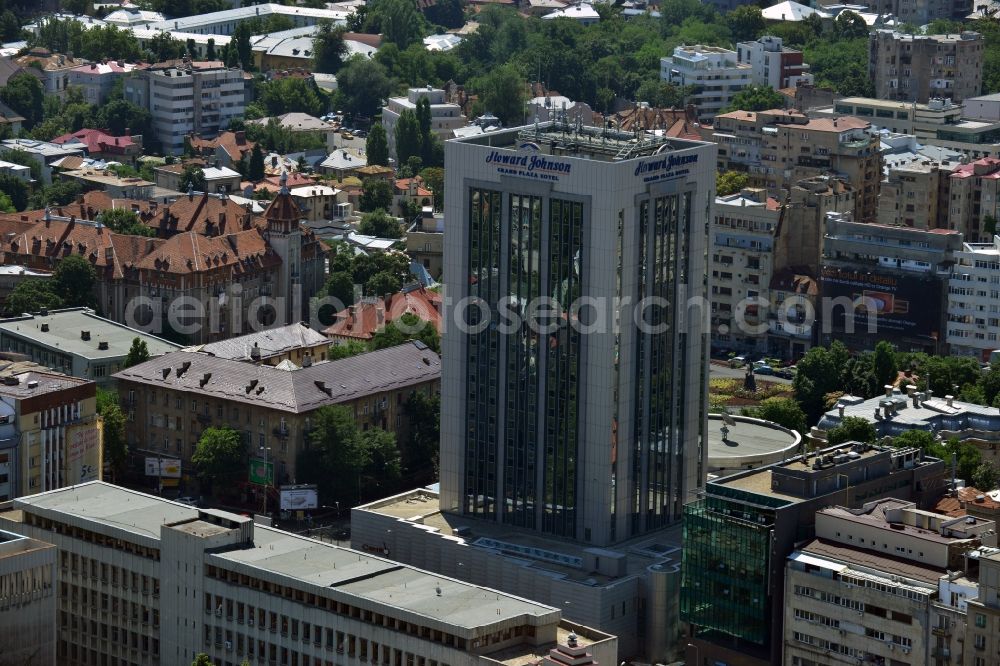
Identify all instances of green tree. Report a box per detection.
[358,209,402,238]
[419,167,443,209]
[475,63,526,127]
[716,170,749,196]
[360,178,393,212]
[401,391,439,478]
[336,56,393,118]
[0,10,22,42]
[635,80,691,108]
[329,339,369,359]
[192,427,246,493]
[724,85,786,112]
[793,345,847,423]
[259,77,325,117]
[0,73,44,128]
[366,124,389,167]
[727,5,766,43]
[359,427,402,494]
[833,11,869,40]
[94,98,152,137]
[53,255,96,307]
[749,397,807,434]
[297,405,368,505]
[368,0,424,49]
[3,280,63,316]
[972,462,999,491]
[0,174,28,211]
[366,270,403,299]
[148,31,186,62]
[370,312,440,352]
[28,180,82,210]
[180,165,207,192]
[97,388,127,481]
[231,19,255,70]
[826,416,878,446]
[0,191,13,213]
[394,109,422,167]
[206,38,216,61]
[248,144,265,182]
[313,22,348,74]
[324,271,356,309]
[124,337,150,368]
[872,341,898,389]
[892,429,937,452]
[192,652,215,666]
[100,208,154,237]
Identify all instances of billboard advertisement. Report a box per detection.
[820,266,942,339]
[66,422,102,484]
[249,458,274,485]
[280,485,318,511]
[145,457,182,478]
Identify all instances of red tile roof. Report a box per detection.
[188,131,255,163]
[324,286,443,341]
[52,128,137,155]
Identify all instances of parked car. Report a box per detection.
[353,129,367,138]
[730,355,748,368]
[773,367,795,379]
[753,364,775,375]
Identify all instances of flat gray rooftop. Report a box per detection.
[706,415,799,462]
[0,308,180,360]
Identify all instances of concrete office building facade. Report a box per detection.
[0,482,617,666]
[440,122,715,546]
[0,528,57,665]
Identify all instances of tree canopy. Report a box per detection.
[366,124,389,167]
[723,85,786,112]
[124,338,150,368]
[192,427,246,493]
[358,209,403,239]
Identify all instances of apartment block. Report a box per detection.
[820,212,963,354]
[948,236,1000,361]
[869,30,984,104]
[67,60,147,106]
[661,45,752,123]
[784,499,995,666]
[736,36,812,91]
[943,157,1000,242]
[0,308,179,385]
[125,60,247,155]
[681,441,947,666]
[869,0,969,24]
[0,358,102,501]
[195,322,331,366]
[113,342,439,487]
[712,109,881,222]
[407,208,444,279]
[878,158,948,229]
[14,48,86,99]
[965,549,1000,666]
[810,96,964,139]
[382,87,467,160]
[710,188,781,356]
[0,528,56,665]
[0,481,616,666]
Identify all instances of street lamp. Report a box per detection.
[259,445,271,515]
[687,643,700,666]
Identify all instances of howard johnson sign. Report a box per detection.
[634,152,699,183]
[486,146,572,182]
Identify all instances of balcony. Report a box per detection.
[932,626,951,638]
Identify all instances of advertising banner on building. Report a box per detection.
[820,266,941,338]
[144,457,182,478]
[280,484,318,511]
[66,422,102,484]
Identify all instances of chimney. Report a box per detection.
[906,384,917,397]
[81,330,91,341]
[40,323,49,332]
[884,384,893,397]
[250,342,261,361]
[302,353,312,367]
[946,395,954,407]
[376,301,385,327]
[837,404,845,417]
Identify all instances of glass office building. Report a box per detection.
[440,122,717,546]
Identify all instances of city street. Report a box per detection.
[709,362,794,385]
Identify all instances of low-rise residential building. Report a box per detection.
[125,60,247,155]
[201,164,242,194]
[812,96,964,139]
[0,308,180,384]
[407,208,443,279]
[0,99,25,136]
[192,322,330,366]
[188,130,255,167]
[736,36,812,90]
[249,112,339,151]
[948,235,1000,360]
[869,30,984,104]
[817,387,1000,468]
[392,176,434,216]
[542,2,600,24]
[784,499,995,666]
[51,128,143,165]
[59,168,155,199]
[820,212,962,354]
[114,341,440,485]
[382,87,467,160]
[0,138,84,184]
[0,358,102,500]
[319,148,368,179]
[681,441,948,666]
[289,184,344,222]
[324,285,442,344]
[661,45,752,123]
[66,60,146,105]
[0,158,31,182]
[0,481,616,666]
[0,528,56,665]
[14,48,86,99]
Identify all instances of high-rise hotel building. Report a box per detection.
[439,122,716,546]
